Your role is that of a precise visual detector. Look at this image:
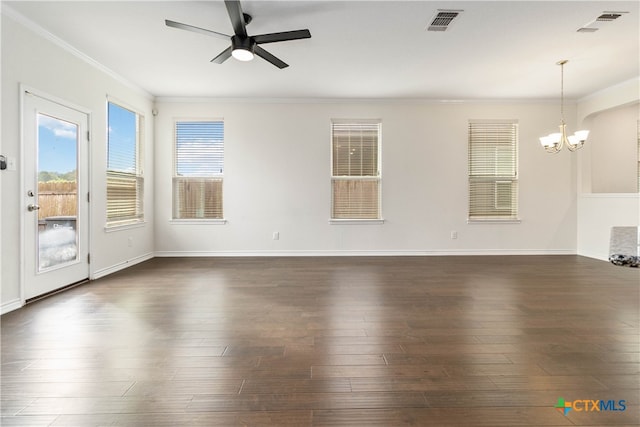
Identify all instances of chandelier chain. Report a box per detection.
[559,61,565,121]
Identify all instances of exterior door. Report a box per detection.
[23,90,90,300]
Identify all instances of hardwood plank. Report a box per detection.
[538,362,640,376]
[311,364,448,379]
[594,375,640,390]
[240,378,352,394]
[1,381,134,398]
[490,375,609,391]
[172,365,312,381]
[349,377,498,392]
[423,390,639,407]
[123,379,242,397]
[312,407,575,426]
[443,363,548,377]
[186,391,427,412]
[17,396,192,415]
[0,415,59,426]
[384,352,512,365]
[50,411,313,426]
[258,353,386,368]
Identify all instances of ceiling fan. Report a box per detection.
[165,0,311,69]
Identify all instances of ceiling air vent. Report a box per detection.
[427,9,463,32]
[577,11,628,32]
[596,12,624,22]
[576,27,598,33]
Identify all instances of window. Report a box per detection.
[468,120,518,221]
[331,120,381,220]
[106,101,144,226]
[173,120,224,219]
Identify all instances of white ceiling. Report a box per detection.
[4,1,639,100]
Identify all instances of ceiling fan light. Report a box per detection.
[231,35,255,61]
[232,48,254,61]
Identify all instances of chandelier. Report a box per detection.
[539,60,589,153]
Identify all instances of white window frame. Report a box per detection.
[105,99,144,229]
[330,119,383,224]
[468,119,520,223]
[172,119,225,223]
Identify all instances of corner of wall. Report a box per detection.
[577,77,640,124]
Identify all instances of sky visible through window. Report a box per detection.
[38,114,77,174]
[37,104,137,176]
[108,102,137,173]
[176,121,224,176]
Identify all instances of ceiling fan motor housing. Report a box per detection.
[231,35,255,53]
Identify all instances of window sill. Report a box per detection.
[170,219,227,225]
[329,219,385,225]
[104,221,146,232]
[467,218,521,224]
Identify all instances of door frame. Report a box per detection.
[19,84,93,304]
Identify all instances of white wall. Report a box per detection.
[589,103,639,193]
[577,194,639,261]
[154,99,578,256]
[1,10,155,313]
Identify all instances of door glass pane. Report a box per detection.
[37,113,79,271]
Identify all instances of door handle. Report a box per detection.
[27,204,40,212]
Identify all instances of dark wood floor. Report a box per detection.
[1,255,639,426]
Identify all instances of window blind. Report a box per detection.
[173,121,224,219]
[331,121,381,219]
[468,120,518,220]
[106,102,144,225]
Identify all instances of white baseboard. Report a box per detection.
[575,251,609,262]
[91,252,154,280]
[154,249,576,257]
[1,298,23,315]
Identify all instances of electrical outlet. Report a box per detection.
[451,231,458,240]
[273,231,279,240]
[128,236,133,247]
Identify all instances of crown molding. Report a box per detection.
[2,4,154,100]
[154,96,562,105]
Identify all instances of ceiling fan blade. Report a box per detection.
[211,46,233,64]
[253,29,311,44]
[254,45,288,69]
[165,19,230,40]
[224,0,248,38]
